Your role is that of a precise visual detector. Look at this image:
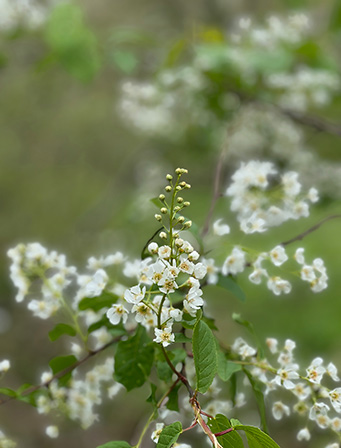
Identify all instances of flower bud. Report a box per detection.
[177,197,183,203]
[159,231,167,239]
[166,174,173,181]
[184,220,192,229]
[185,183,191,189]
[177,216,185,223]
[161,207,168,214]
[175,186,182,191]
[175,168,182,175]
[165,185,172,192]
[159,194,165,201]
[155,214,162,222]
[184,201,190,207]
[180,181,186,187]
[174,206,181,212]
[175,238,184,247]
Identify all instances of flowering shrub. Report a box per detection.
[1,160,340,448]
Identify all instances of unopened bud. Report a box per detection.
[159,194,165,201]
[177,216,185,223]
[159,231,167,239]
[175,186,182,191]
[166,174,173,181]
[175,168,182,175]
[180,181,186,187]
[174,206,181,212]
[155,214,162,222]
[184,220,192,229]
[185,183,191,189]
[161,207,168,214]
[184,201,190,207]
[177,197,183,203]
[165,185,172,192]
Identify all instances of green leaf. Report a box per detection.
[156,422,182,448]
[173,333,192,343]
[49,323,77,341]
[193,319,217,393]
[230,418,242,427]
[243,369,268,434]
[49,355,77,386]
[146,383,157,408]
[78,291,118,312]
[217,351,242,382]
[234,425,281,448]
[114,325,154,391]
[330,0,341,31]
[208,414,244,448]
[217,275,246,302]
[180,313,198,329]
[96,442,132,448]
[166,383,181,412]
[111,50,138,74]
[161,38,187,68]
[0,388,17,397]
[45,3,101,82]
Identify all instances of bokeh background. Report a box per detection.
[0,0,341,447]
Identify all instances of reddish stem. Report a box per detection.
[215,428,234,437]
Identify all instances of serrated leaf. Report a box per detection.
[230,418,242,427]
[243,369,268,434]
[217,275,246,302]
[234,425,281,448]
[49,323,77,341]
[208,414,244,448]
[193,319,217,393]
[156,422,182,448]
[114,325,154,391]
[96,442,132,448]
[217,351,241,382]
[78,291,118,311]
[49,355,77,386]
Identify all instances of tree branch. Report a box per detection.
[0,336,121,406]
[280,214,341,247]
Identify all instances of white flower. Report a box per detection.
[46,426,59,438]
[232,337,256,359]
[272,401,290,420]
[158,245,171,259]
[240,214,267,234]
[330,417,341,432]
[124,285,146,304]
[297,428,310,441]
[294,248,305,265]
[327,362,340,382]
[0,360,10,373]
[306,357,326,384]
[148,242,159,254]
[213,219,230,236]
[106,304,129,325]
[179,255,194,275]
[292,382,311,400]
[154,326,175,347]
[329,388,341,413]
[307,187,319,203]
[269,245,288,266]
[325,444,339,448]
[222,247,246,275]
[85,269,108,298]
[309,402,330,420]
[201,258,219,285]
[27,299,59,319]
[267,277,291,295]
[266,338,278,354]
[151,423,164,443]
[274,367,299,389]
[193,263,207,280]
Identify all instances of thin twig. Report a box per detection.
[201,149,226,238]
[0,337,121,406]
[280,214,341,247]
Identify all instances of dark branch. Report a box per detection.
[281,214,341,247]
[0,337,121,406]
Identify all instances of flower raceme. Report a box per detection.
[3,164,335,448]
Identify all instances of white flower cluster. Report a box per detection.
[226,160,318,233]
[231,336,341,447]
[37,358,121,431]
[7,242,76,317]
[106,240,207,347]
[0,430,16,448]
[0,0,59,32]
